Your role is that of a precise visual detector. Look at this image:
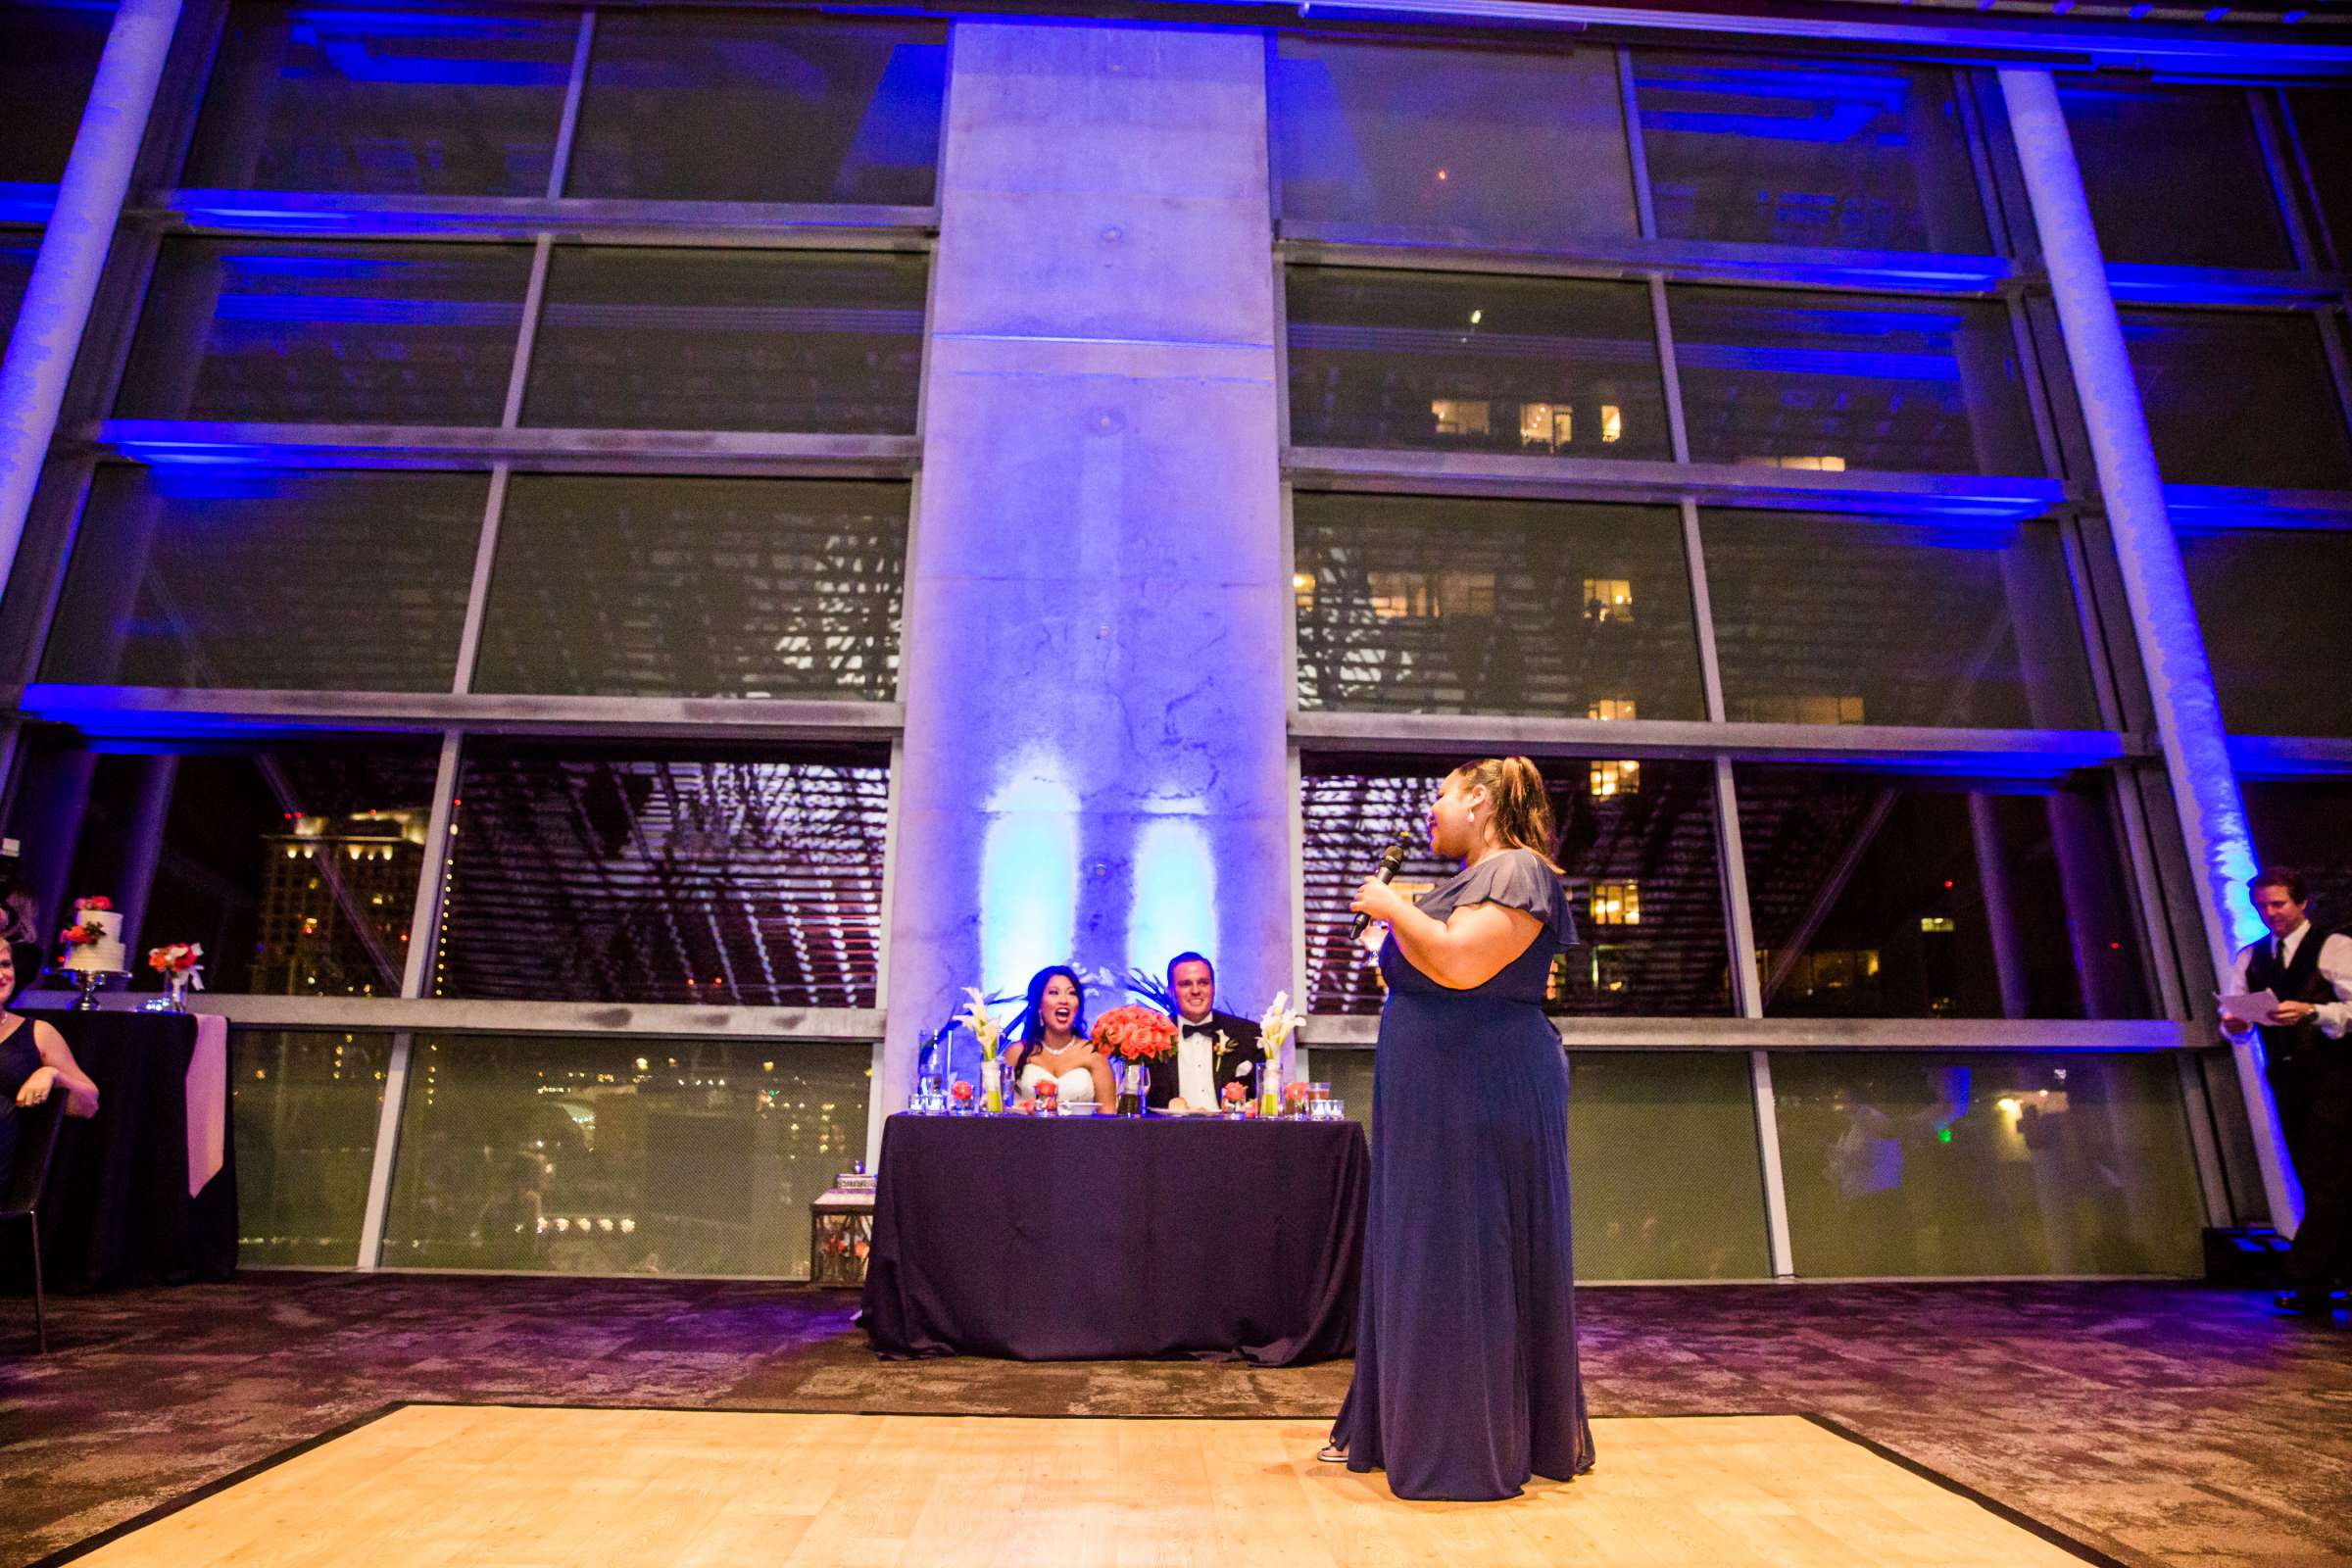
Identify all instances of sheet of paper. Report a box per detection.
[2217,988,2278,1027]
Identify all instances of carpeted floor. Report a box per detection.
[0,1274,2345,1568]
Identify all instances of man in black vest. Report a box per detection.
[2221,866,2352,1316]
[1149,952,1261,1113]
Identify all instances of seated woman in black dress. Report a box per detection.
[1325,755,1594,1500]
[0,944,100,1189]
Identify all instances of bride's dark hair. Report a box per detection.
[1009,964,1091,1077]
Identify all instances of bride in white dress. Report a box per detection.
[1007,965,1115,1112]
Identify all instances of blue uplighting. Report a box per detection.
[1127,812,1217,986]
[979,751,1079,999]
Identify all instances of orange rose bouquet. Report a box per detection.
[1089,1004,1177,1062]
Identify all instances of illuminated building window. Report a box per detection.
[1736,454,1848,471]
[1733,694,1866,726]
[1293,571,1316,614]
[1365,569,1495,619]
[1600,404,1623,444]
[1588,697,1639,721]
[1589,880,1640,926]
[1590,944,1630,994]
[1430,398,1492,436]
[1519,402,1572,450]
[1588,760,1642,798]
[1758,948,1882,998]
[1920,915,1956,933]
[1583,577,1634,623]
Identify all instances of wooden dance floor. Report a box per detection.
[71,1405,2103,1567]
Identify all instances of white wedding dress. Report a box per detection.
[1018,1061,1097,1107]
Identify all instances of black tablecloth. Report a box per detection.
[22,1011,238,1291]
[860,1112,1367,1364]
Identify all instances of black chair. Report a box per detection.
[1,1088,68,1353]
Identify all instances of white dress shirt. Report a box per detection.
[2228,920,2352,1040]
[1174,1015,1217,1106]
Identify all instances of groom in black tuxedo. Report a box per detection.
[1149,951,1261,1113]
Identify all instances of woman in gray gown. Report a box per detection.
[1324,756,1594,1500]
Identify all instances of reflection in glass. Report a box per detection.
[521,248,925,433]
[1302,757,1730,1016]
[2242,777,2352,936]
[2119,310,2352,491]
[567,13,944,205]
[1771,1051,2203,1277]
[1673,288,2039,475]
[44,466,484,692]
[232,1030,390,1266]
[2059,80,2292,270]
[1634,53,1987,254]
[383,1036,869,1278]
[2286,90,2352,271]
[115,239,532,425]
[2179,526,2352,738]
[475,475,906,701]
[182,5,575,195]
[0,732,440,996]
[0,2,111,185]
[1295,493,1704,720]
[1271,36,1636,244]
[434,744,888,1007]
[1320,1048,1770,1279]
[1736,766,2153,1021]
[1286,267,1670,460]
[1701,511,2097,730]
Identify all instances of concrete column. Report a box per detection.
[880,23,1288,1110]
[1998,69,2292,1230]
[0,0,183,597]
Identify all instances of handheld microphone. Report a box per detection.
[1349,831,1414,942]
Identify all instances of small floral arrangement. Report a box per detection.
[146,945,204,992]
[1221,1081,1249,1109]
[1031,1078,1058,1113]
[1258,991,1306,1115]
[959,987,1005,1062]
[60,896,114,952]
[951,1080,974,1107]
[1091,1004,1177,1062]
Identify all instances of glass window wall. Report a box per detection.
[115,239,534,425]
[44,466,485,692]
[1735,766,2155,1021]
[182,4,577,196]
[1671,288,2040,475]
[474,475,907,702]
[1271,36,1636,244]
[1633,53,1989,254]
[2059,79,2293,270]
[2119,310,2352,492]
[2241,776,2352,936]
[432,743,888,1007]
[566,13,945,205]
[1701,510,2098,730]
[520,248,925,433]
[1286,267,1672,461]
[233,1029,391,1266]
[382,1035,871,1277]
[2177,525,2352,738]
[1770,1050,2204,1277]
[1,732,440,997]
[0,1,113,186]
[1293,492,1705,720]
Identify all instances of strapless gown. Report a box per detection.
[1018,1062,1097,1107]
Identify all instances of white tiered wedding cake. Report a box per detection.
[63,906,126,972]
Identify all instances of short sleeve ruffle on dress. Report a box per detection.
[1422,848,1579,951]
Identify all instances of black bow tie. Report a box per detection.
[1181,1021,1217,1037]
